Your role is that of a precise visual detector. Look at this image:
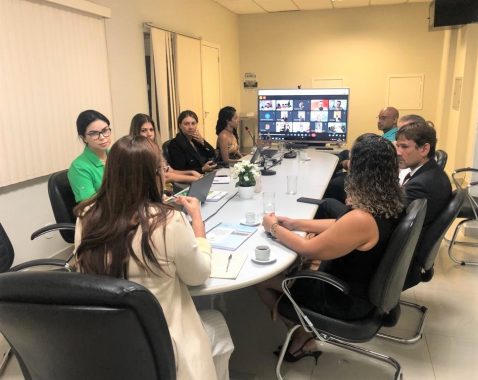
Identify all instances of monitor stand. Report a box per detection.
[315,143,334,151]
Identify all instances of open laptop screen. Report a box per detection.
[174,172,216,203]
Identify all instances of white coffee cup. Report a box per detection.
[245,211,256,224]
[255,245,271,261]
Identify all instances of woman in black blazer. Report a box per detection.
[168,110,217,174]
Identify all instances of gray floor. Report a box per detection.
[2,220,478,379]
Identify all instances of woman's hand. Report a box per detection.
[191,130,205,145]
[202,160,217,172]
[174,196,205,237]
[262,213,279,233]
[175,196,201,218]
[277,215,296,230]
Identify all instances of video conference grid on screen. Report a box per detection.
[257,88,349,144]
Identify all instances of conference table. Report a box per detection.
[189,148,339,296]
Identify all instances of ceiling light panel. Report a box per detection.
[213,0,266,14]
[293,0,334,10]
[254,0,299,12]
[332,0,370,9]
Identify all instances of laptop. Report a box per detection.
[174,172,216,203]
[250,146,262,164]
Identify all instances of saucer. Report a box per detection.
[240,218,261,227]
[251,255,277,265]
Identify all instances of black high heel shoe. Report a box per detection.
[273,337,322,364]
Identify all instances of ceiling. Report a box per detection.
[212,0,431,14]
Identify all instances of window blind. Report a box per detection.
[0,0,112,187]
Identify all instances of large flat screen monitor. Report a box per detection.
[257,88,350,145]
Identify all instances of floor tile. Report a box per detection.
[426,334,478,380]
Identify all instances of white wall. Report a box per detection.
[0,177,72,265]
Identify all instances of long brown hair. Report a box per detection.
[74,135,173,278]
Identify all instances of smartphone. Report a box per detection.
[296,197,323,205]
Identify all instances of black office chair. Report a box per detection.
[162,139,172,163]
[0,222,72,374]
[275,199,427,380]
[0,271,176,380]
[435,149,448,170]
[30,170,77,264]
[448,168,478,265]
[378,189,465,344]
[45,170,77,243]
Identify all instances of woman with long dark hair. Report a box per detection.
[74,136,233,380]
[168,110,217,173]
[129,113,202,184]
[258,134,403,362]
[68,109,112,202]
[215,106,243,165]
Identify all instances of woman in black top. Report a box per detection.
[168,110,217,174]
[259,133,403,361]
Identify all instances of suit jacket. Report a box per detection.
[168,132,216,173]
[403,158,452,228]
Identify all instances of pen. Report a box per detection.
[226,253,232,272]
[216,175,229,177]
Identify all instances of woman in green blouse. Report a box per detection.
[67,110,112,202]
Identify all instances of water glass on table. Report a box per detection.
[286,175,298,195]
[263,192,275,214]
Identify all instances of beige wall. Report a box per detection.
[93,0,241,137]
[238,3,445,146]
[435,25,478,172]
[1,0,241,263]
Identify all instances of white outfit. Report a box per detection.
[75,209,233,380]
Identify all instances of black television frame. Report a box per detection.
[257,88,350,146]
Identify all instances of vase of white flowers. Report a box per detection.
[232,161,260,200]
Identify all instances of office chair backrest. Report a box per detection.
[369,199,427,313]
[435,149,448,170]
[162,140,171,163]
[453,167,478,220]
[48,170,76,243]
[418,189,465,271]
[0,271,176,380]
[0,224,14,273]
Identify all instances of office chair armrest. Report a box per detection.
[30,223,75,240]
[9,259,71,272]
[453,167,478,174]
[284,269,350,295]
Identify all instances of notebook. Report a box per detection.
[210,250,248,279]
[174,172,216,203]
[206,222,257,251]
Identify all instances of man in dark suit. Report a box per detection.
[396,122,452,228]
[316,118,451,224]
